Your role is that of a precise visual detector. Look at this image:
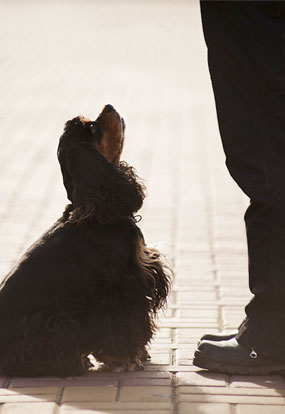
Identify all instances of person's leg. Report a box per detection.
[195,1,285,373]
[237,202,285,360]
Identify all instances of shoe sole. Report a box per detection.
[193,353,285,376]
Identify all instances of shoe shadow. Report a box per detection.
[191,369,285,406]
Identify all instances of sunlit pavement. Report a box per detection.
[0,1,284,413]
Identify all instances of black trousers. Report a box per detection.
[200,2,285,360]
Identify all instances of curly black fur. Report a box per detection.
[0,114,171,377]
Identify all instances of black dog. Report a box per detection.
[0,105,171,376]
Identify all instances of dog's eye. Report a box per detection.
[89,123,96,133]
[89,122,102,141]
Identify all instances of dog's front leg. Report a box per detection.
[137,347,151,362]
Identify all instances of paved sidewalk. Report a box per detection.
[0,0,285,413]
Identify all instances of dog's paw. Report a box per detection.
[99,359,144,373]
[81,354,94,370]
[125,359,144,372]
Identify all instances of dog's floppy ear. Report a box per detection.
[57,116,93,203]
[65,142,145,224]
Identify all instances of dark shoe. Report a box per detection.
[199,332,238,342]
[193,338,285,375]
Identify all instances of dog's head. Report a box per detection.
[62,104,125,165]
[58,105,145,224]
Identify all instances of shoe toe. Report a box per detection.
[196,339,222,358]
[197,340,212,352]
[195,338,245,363]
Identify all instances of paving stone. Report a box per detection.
[236,405,285,414]
[121,378,172,386]
[60,410,171,414]
[176,291,217,305]
[0,388,59,403]
[176,348,199,366]
[175,328,218,342]
[177,386,285,404]
[177,394,285,405]
[1,402,57,414]
[119,386,172,402]
[61,386,117,403]
[178,402,231,414]
[155,328,172,339]
[145,352,171,365]
[177,386,285,397]
[160,318,217,329]
[87,370,172,380]
[10,377,118,388]
[177,371,228,387]
[60,402,173,411]
[230,375,285,389]
[161,319,218,329]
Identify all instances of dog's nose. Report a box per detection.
[103,104,115,113]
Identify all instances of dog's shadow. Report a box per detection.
[0,360,175,411]
[2,365,285,411]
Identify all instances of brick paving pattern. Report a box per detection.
[0,0,284,413]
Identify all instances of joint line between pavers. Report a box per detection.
[56,387,64,405]
[171,373,178,414]
[52,401,60,414]
[171,347,177,366]
[115,379,122,402]
[171,291,177,309]
[3,378,11,389]
[170,327,176,344]
[230,403,238,414]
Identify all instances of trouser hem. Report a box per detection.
[236,316,285,362]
